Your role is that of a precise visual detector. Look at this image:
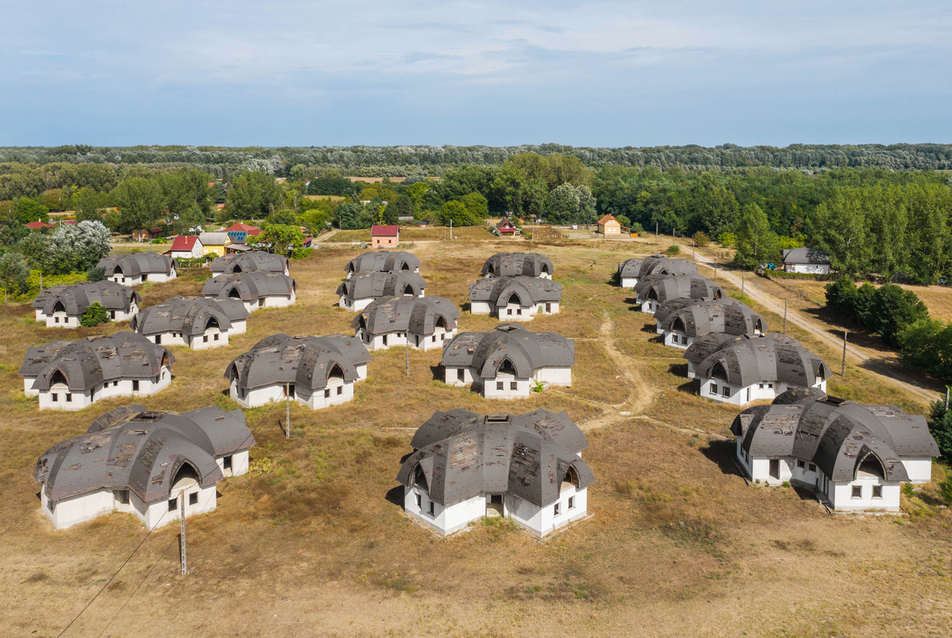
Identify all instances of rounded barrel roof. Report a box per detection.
[685,333,829,389]
[468,276,562,305]
[98,252,176,277]
[481,253,554,278]
[336,271,427,301]
[210,251,289,275]
[634,274,723,305]
[352,296,460,336]
[202,272,296,300]
[656,297,767,338]
[132,296,249,336]
[32,281,141,315]
[346,251,420,275]
[440,323,574,379]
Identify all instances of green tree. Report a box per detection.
[111,177,164,232]
[72,187,106,223]
[13,198,49,224]
[80,302,110,327]
[227,171,284,220]
[459,192,488,222]
[439,200,474,227]
[812,188,871,276]
[865,284,929,346]
[734,203,778,269]
[251,224,305,258]
[0,251,30,294]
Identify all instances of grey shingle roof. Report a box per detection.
[336,271,427,301]
[199,232,230,245]
[353,296,460,336]
[224,334,371,392]
[782,247,830,266]
[346,251,420,275]
[618,255,698,280]
[441,324,574,379]
[468,276,562,305]
[210,251,289,275]
[33,405,254,504]
[98,252,176,277]
[202,272,296,301]
[481,253,554,278]
[655,298,767,338]
[131,297,250,336]
[18,332,175,392]
[634,274,723,305]
[731,389,939,482]
[684,333,829,389]
[395,409,594,507]
[32,281,141,315]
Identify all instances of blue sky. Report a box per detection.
[1,0,950,147]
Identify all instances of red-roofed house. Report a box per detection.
[26,221,54,230]
[169,235,204,259]
[222,222,262,236]
[371,225,400,248]
[496,219,518,236]
[597,214,621,236]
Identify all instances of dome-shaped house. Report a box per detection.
[202,271,297,312]
[210,251,290,277]
[481,252,554,279]
[654,297,766,349]
[336,271,427,311]
[468,276,561,321]
[131,296,250,350]
[345,250,420,279]
[353,296,461,351]
[632,274,723,314]
[32,281,141,328]
[98,252,177,285]
[617,255,698,288]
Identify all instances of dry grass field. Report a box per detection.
[1,236,951,637]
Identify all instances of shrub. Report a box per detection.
[718,232,736,247]
[692,231,710,247]
[666,244,681,256]
[86,266,106,282]
[80,302,110,327]
[630,222,644,234]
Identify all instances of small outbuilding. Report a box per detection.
[353,296,461,351]
[199,232,232,257]
[33,404,254,530]
[654,297,766,349]
[19,332,175,410]
[617,254,698,288]
[225,334,371,409]
[633,274,723,314]
[395,409,595,537]
[684,333,829,406]
[371,224,400,248]
[495,219,519,236]
[732,388,939,512]
[481,252,554,279]
[336,271,427,312]
[468,276,561,321]
[210,251,290,278]
[131,296,249,350]
[168,235,204,259]
[32,281,141,328]
[98,252,177,285]
[597,214,621,235]
[345,251,420,279]
[782,247,831,274]
[441,323,574,399]
[201,272,297,312]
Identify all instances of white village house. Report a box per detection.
[468,276,561,321]
[732,388,939,512]
[336,271,427,312]
[353,296,461,351]
[617,254,698,288]
[33,404,254,530]
[18,332,175,411]
[782,247,832,274]
[684,332,829,406]
[210,251,290,277]
[131,296,249,350]
[345,250,420,279]
[202,271,297,312]
[396,409,595,537]
[654,297,766,349]
[168,235,204,259]
[441,323,574,399]
[32,281,141,328]
[633,274,723,314]
[98,252,177,285]
[481,252,554,279]
[225,333,371,410]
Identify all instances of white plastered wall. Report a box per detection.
[37,367,172,410]
[470,301,492,315]
[902,458,933,484]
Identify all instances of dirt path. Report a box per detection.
[688,249,938,404]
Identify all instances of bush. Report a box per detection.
[666,244,681,256]
[80,302,110,327]
[718,232,736,247]
[824,277,924,346]
[630,222,644,234]
[692,231,710,247]
[86,266,106,282]
[927,400,952,462]
[0,252,30,296]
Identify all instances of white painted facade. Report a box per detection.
[109,268,177,286]
[36,302,139,328]
[212,263,289,278]
[635,298,660,314]
[698,376,827,406]
[340,290,424,312]
[234,291,295,313]
[470,300,560,321]
[620,276,638,288]
[40,451,249,530]
[785,263,831,275]
[403,482,588,537]
[26,366,173,411]
[443,365,572,399]
[170,243,203,259]
[659,324,763,350]
[229,364,367,410]
[355,325,455,352]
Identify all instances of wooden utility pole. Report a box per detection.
[179,493,187,575]
[593,240,596,265]
[285,384,290,439]
[783,298,787,335]
[841,331,848,376]
[945,386,949,410]
[655,222,658,246]
[405,339,410,377]
[741,271,745,298]
[714,255,718,280]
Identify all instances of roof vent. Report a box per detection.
[485,414,512,423]
[131,411,167,422]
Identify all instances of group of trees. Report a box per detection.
[825,277,930,346]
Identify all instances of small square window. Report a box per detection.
[872,485,883,499]
[768,383,774,389]
[324,388,330,398]
[432,335,436,342]
[189,492,198,506]
[759,384,765,389]
[553,503,561,516]
[428,501,435,516]
[66,393,72,402]
[214,333,219,341]
[337,386,343,395]
[132,380,140,392]
[722,386,731,398]
[223,456,232,470]
[203,335,209,343]
[510,382,518,391]
[457,369,465,382]
[51,393,58,402]
[797,460,805,468]
[168,498,177,512]
[851,485,862,499]
[568,496,575,510]
[517,309,522,315]
[808,463,816,472]
[709,383,717,395]
[54,316,60,323]
[497,382,504,390]
[507,308,512,315]
[416,494,422,508]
